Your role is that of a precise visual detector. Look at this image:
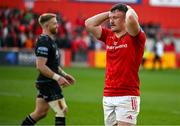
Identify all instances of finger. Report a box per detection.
[64,79,71,85]
[61,83,69,88]
[65,77,75,84]
[57,79,69,87]
[67,75,75,81]
[60,77,70,84]
[63,79,73,87]
[70,76,75,82]
[67,78,74,84]
[67,76,76,83]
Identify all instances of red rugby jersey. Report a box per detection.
[99,28,146,96]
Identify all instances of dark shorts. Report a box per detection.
[36,81,63,102]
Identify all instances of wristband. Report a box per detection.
[62,71,67,76]
[52,73,61,81]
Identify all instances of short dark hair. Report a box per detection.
[38,13,56,26]
[110,4,128,13]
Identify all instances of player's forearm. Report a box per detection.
[37,64,60,81]
[125,6,140,36]
[126,7,138,23]
[37,64,54,78]
[85,11,109,28]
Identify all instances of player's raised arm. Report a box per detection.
[85,12,109,39]
[125,6,140,37]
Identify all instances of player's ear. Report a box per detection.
[43,22,49,29]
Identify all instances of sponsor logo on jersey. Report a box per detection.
[38,47,48,51]
[106,44,128,50]
[113,41,118,45]
[37,47,48,55]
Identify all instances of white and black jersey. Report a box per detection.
[35,34,60,84]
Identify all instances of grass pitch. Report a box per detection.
[0,66,180,125]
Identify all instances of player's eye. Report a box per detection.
[114,16,120,19]
[110,16,119,20]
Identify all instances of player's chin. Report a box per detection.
[55,30,58,34]
[111,27,117,32]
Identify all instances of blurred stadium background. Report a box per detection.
[0,0,180,125]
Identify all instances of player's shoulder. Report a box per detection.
[36,34,51,46]
[137,28,146,39]
[37,34,50,42]
[127,28,146,39]
[139,28,146,36]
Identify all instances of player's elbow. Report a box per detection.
[85,18,90,27]
[36,63,45,71]
[126,15,137,25]
[85,19,90,32]
[85,19,94,32]
[36,65,41,71]
[126,9,138,23]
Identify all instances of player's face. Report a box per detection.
[48,17,59,35]
[109,10,126,32]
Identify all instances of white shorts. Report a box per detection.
[103,96,140,126]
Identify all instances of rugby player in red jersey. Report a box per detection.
[85,4,146,126]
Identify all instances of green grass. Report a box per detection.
[0,66,180,125]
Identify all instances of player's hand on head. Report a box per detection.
[64,74,76,84]
[126,5,132,9]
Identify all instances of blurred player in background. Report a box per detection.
[153,37,164,69]
[21,13,75,126]
[85,4,146,126]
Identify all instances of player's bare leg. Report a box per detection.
[30,98,49,121]
[21,98,49,125]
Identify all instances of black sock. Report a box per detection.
[21,115,36,126]
[55,117,65,126]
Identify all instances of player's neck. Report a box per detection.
[42,30,54,40]
[115,30,126,38]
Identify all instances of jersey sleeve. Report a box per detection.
[132,28,146,47]
[99,28,111,43]
[35,37,50,58]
